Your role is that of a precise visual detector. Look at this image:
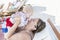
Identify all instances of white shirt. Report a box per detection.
[10,12,28,27]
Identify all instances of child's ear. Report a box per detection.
[23,4,33,16]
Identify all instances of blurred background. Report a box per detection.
[26,0,59,26]
[0,0,59,40]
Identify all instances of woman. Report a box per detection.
[5,17,46,40]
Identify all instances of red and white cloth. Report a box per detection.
[1,11,28,33]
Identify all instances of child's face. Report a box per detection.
[23,5,33,18]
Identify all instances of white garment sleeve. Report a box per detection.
[2,2,9,12]
[10,12,28,27]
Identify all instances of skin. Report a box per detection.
[0,3,33,40]
[4,16,21,39]
[6,19,39,40]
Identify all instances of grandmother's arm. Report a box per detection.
[5,16,21,39]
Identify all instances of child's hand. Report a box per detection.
[14,16,21,24]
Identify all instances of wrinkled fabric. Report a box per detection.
[10,12,28,27]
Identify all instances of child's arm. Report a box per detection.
[5,16,21,39]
